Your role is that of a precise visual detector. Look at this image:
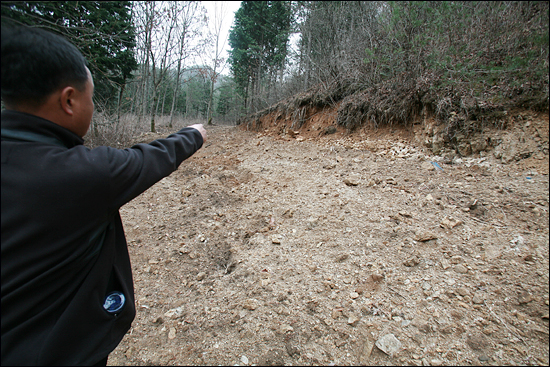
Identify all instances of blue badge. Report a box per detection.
[103,291,125,314]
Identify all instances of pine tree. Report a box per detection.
[1,1,138,114]
[228,1,291,113]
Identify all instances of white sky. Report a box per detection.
[198,1,300,78]
[201,1,242,75]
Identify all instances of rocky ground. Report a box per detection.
[107,111,548,366]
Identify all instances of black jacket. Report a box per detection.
[1,110,203,365]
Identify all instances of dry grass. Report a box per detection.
[84,112,217,149]
[239,66,548,149]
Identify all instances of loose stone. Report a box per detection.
[375,333,402,356]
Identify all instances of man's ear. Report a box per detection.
[59,86,76,116]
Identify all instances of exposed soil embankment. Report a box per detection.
[239,73,548,171]
[241,99,548,175]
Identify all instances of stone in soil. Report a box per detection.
[375,333,402,356]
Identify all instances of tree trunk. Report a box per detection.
[185,83,192,119]
[170,54,183,128]
[304,27,311,90]
[207,75,214,125]
[170,29,186,128]
[160,80,168,117]
[140,3,153,126]
[150,86,157,133]
[116,83,125,128]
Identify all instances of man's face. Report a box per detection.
[73,67,95,137]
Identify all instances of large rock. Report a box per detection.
[414,230,438,242]
[344,175,361,186]
[375,333,402,356]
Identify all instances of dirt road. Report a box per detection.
[108,123,548,366]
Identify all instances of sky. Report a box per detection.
[199,1,300,78]
[201,1,242,75]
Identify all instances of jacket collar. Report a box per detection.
[1,110,84,149]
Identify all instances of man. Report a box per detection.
[1,24,207,365]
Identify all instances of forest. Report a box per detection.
[1,1,548,148]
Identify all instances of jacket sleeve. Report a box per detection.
[101,127,203,210]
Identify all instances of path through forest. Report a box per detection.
[108,117,548,366]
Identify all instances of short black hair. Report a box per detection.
[1,24,89,107]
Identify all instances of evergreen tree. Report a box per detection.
[216,77,237,118]
[1,1,138,113]
[228,1,292,113]
[182,67,211,119]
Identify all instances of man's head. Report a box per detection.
[1,24,94,137]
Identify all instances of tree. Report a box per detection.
[168,1,204,128]
[202,1,230,125]
[183,67,210,119]
[131,1,206,132]
[215,75,241,123]
[1,1,138,119]
[294,1,383,88]
[228,1,292,113]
